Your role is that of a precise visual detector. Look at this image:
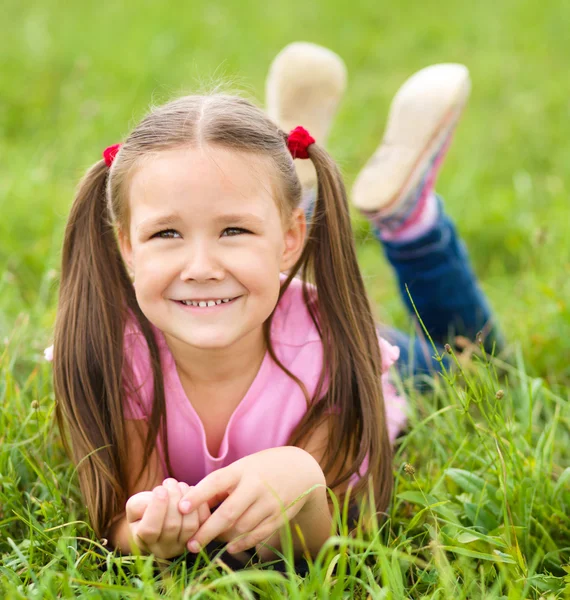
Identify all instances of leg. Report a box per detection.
[353,64,504,356]
[265,41,347,223]
[379,198,504,354]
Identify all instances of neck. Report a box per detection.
[163,327,267,387]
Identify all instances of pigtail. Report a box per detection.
[53,160,168,537]
[285,144,393,515]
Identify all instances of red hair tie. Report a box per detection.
[287,126,315,159]
[103,143,121,167]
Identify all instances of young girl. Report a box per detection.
[52,43,501,563]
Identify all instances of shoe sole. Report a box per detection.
[266,42,347,187]
[352,64,471,213]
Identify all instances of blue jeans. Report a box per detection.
[375,197,504,378]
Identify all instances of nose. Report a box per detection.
[179,239,225,282]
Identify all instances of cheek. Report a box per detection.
[134,245,169,269]
[239,251,281,284]
[249,264,282,309]
[132,249,172,289]
[226,238,282,273]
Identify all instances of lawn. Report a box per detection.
[1,0,569,597]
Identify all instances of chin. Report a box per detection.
[179,331,239,350]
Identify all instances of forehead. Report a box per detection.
[127,145,282,229]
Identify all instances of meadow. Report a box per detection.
[1,0,569,597]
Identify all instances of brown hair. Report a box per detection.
[53,94,392,538]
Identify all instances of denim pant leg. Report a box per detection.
[376,197,503,378]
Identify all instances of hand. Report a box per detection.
[178,447,326,555]
[126,478,210,559]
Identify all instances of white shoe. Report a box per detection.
[266,42,347,189]
[352,63,470,222]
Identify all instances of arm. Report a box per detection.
[177,443,338,561]
[256,465,332,560]
[257,416,349,560]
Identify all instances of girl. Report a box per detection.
[52,44,501,562]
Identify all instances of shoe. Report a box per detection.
[352,63,470,230]
[266,42,347,189]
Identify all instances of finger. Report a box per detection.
[135,486,169,546]
[178,487,200,545]
[187,485,256,553]
[239,501,303,555]
[218,501,273,544]
[197,501,211,526]
[177,481,211,526]
[125,491,154,523]
[226,514,281,555]
[179,468,238,515]
[178,481,190,496]
[159,478,183,543]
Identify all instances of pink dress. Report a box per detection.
[123,277,407,483]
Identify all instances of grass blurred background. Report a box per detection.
[1,0,569,596]
[2,0,569,382]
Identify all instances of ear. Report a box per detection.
[280,207,306,271]
[117,226,134,273]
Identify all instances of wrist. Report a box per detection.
[109,514,141,554]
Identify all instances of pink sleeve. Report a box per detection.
[378,336,401,372]
[350,337,406,484]
[377,335,407,443]
[326,335,406,441]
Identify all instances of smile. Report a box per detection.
[174,296,240,308]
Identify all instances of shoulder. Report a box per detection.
[123,311,167,357]
[123,313,151,366]
[270,276,400,373]
[270,275,321,347]
[122,311,166,390]
[122,312,170,419]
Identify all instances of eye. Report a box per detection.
[222,227,250,237]
[152,229,180,239]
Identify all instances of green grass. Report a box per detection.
[1,0,569,597]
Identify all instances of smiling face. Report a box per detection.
[118,145,305,358]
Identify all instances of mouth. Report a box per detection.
[173,295,241,309]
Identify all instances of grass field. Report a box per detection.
[1,0,569,597]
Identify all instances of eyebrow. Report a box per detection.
[214,213,264,226]
[136,212,264,234]
[136,214,182,234]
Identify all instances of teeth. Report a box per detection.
[180,297,233,307]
